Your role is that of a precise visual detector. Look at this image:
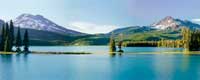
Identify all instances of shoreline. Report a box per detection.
[0,51,92,55]
[1,51,200,55]
[31,51,91,54]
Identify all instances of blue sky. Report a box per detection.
[0,0,199,34]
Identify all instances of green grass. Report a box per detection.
[116,30,182,41]
[23,29,183,46]
[31,51,91,54]
[0,51,16,54]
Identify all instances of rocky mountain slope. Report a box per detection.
[151,16,200,30]
[13,14,84,35]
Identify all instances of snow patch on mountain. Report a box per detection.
[151,16,200,30]
[151,16,179,29]
[13,14,84,35]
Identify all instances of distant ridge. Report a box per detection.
[110,16,200,35]
[0,15,199,45]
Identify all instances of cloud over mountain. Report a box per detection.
[68,21,119,34]
[192,19,200,24]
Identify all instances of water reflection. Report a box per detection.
[109,52,116,57]
[153,54,175,80]
[118,52,123,56]
[15,53,29,63]
[16,53,29,70]
[0,54,13,80]
[109,52,123,57]
[181,54,189,72]
[153,53,200,80]
[2,49,200,80]
[23,53,29,64]
[179,54,200,80]
[0,53,29,80]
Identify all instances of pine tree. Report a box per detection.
[23,29,29,52]
[16,27,22,52]
[189,30,200,51]
[4,23,11,52]
[117,33,124,52]
[181,27,190,51]
[4,36,10,52]
[5,23,9,37]
[0,24,5,51]
[9,20,14,51]
[109,33,116,52]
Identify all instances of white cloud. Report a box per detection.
[68,21,119,34]
[192,19,200,22]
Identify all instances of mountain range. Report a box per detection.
[0,14,199,45]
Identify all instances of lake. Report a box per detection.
[1,46,200,80]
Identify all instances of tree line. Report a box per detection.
[157,39,184,48]
[0,20,30,53]
[158,27,200,51]
[181,27,200,51]
[110,27,200,51]
[123,41,157,47]
[121,40,183,48]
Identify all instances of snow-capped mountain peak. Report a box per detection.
[151,16,179,29]
[151,16,200,30]
[13,13,83,35]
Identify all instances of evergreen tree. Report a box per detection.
[181,27,190,51]
[4,23,11,52]
[5,23,9,37]
[117,33,124,52]
[16,27,22,52]
[23,29,29,52]
[109,33,116,52]
[189,30,200,51]
[0,24,5,51]
[4,36,10,52]
[9,20,14,51]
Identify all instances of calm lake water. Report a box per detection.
[1,46,200,80]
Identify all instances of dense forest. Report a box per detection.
[158,27,200,51]
[110,27,200,52]
[0,20,30,52]
[123,41,157,47]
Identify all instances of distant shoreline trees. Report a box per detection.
[123,27,200,51]
[124,41,158,47]
[157,39,184,48]
[158,27,200,51]
[182,28,200,51]
[0,20,30,53]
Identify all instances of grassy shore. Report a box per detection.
[123,51,200,55]
[30,51,91,54]
[0,51,91,55]
[0,52,16,54]
[1,51,200,55]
